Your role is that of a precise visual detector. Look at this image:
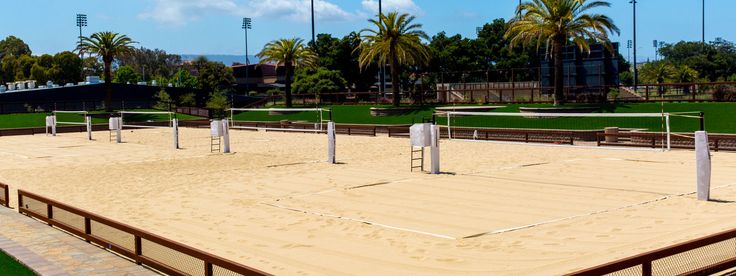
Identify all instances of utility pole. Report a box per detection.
[311,0,316,45]
[630,0,638,92]
[242,18,252,91]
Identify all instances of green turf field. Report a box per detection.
[1,103,734,133]
[0,250,35,276]
[230,103,736,134]
[0,109,202,129]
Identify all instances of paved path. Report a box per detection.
[0,207,157,276]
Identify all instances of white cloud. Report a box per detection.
[360,0,423,15]
[140,0,353,26]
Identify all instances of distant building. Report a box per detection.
[231,64,285,92]
[540,42,620,98]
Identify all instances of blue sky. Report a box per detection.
[1,0,733,63]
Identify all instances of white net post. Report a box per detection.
[85,115,92,140]
[172,118,180,149]
[45,115,56,136]
[446,112,452,140]
[222,119,231,153]
[665,114,672,151]
[327,122,336,164]
[430,124,440,174]
[695,131,711,201]
[109,117,122,143]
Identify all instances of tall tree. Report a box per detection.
[257,38,317,107]
[197,61,235,92]
[506,0,619,105]
[113,65,141,84]
[118,47,182,79]
[50,51,82,85]
[313,32,377,91]
[357,12,430,107]
[77,32,136,111]
[0,36,31,59]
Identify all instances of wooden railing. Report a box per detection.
[597,132,736,151]
[17,190,270,276]
[0,183,8,208]
[568,227,736,275]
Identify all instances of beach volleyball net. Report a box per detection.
[114,111,179,149]
[52,110,89,126]
[228,108,332,133]
[119,111,175,129]
[438,111,704,150]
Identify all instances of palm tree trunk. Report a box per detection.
[390,55,401,107]
[285,62,293,108]
[552,38,565,106]
[104,61,113,112]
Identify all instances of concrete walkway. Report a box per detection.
[0,207,157,276]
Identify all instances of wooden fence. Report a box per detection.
[568,227,736,275]
[17,190,270,276]
[0,183,8,208]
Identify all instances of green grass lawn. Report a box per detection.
[231,102,736,134]
[0,250,36,276]
[2,103,735,133]
[0,109,202,129]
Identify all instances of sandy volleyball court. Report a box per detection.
[2,127,736,275]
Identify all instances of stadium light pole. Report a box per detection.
[702,0,705,44]
[76,14,87,58]
[76,14,87,80]
[630,0,638,92]
[242,18,252,91]
[311,0,316,45]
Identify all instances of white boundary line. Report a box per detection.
[261,202,456,240]
[463,183,736,239]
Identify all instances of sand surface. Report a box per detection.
[1,127,736,275]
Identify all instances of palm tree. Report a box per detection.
[357,12,430,107]
[640,61,675,95]
[506,0,619,106]
[78,32,136,111]
[257,38,317,108]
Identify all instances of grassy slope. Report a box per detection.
[0,250,36,276]
[0,109,201,129]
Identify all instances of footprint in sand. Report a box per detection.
[436,257,463,263]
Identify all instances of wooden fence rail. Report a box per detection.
[17,190,270,276]
[568,227,736,275]
[0,183,8,208]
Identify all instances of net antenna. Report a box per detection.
[118,111,179,149]
[50,110,93,140]
[443,111,672,151]
[227,108,332,133]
